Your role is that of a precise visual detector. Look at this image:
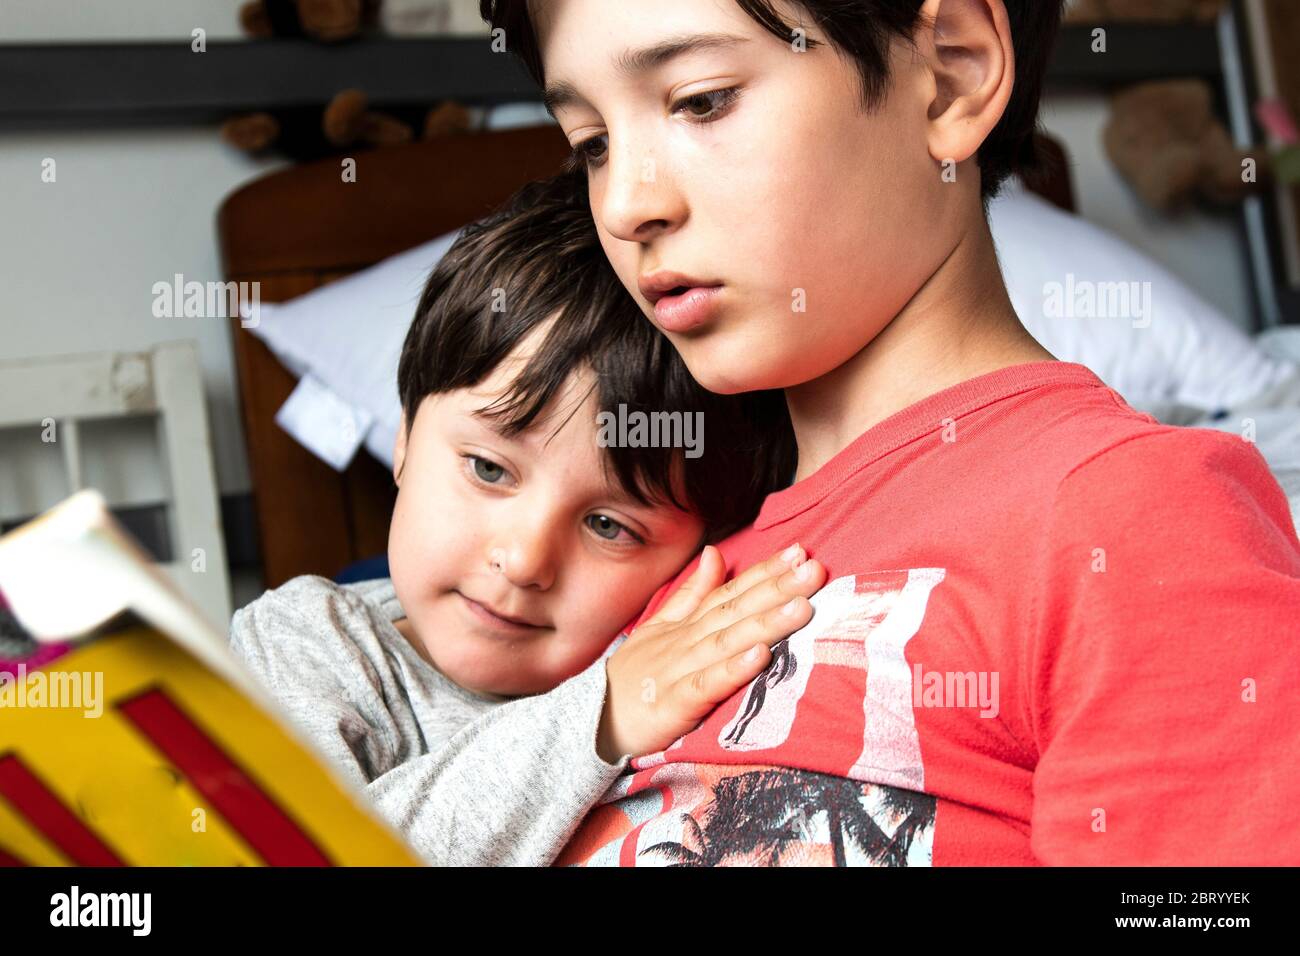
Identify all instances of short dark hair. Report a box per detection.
[397,170,794,543]
[480,0,1064,202]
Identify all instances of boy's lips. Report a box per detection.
[649,285,724,333]
[455,591,547,632]
[638,271,725,332]
[638,270,720,303]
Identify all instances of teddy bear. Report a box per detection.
[221,0,473,160]
[1102,79,1266,211]
[239,0,384,43]
[221,91,472,161]
[1065,0,1226,23]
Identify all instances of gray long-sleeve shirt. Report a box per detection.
[228,575,628,866]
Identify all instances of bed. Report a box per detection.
[218,128,1080,589]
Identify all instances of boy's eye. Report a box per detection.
[586,514,639,544]
[565,134,608,173]
[672,87,741,122]
[468,455,507,484]
[563,87,740,174]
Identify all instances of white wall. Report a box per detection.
[0,1,244,42]
[0,129,284,515]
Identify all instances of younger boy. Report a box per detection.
[229,171,827,865]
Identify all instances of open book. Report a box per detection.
[0,490,420,866]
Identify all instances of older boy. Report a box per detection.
[481,0,1300,865]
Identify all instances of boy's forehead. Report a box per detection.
[535,0,777,96]
[456,354,599,441]
[541,31,752,117]
[461,314,561,397]
[463,363,594,426]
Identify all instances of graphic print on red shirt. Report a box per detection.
[558,361,1300,867]
[562,569,948,866]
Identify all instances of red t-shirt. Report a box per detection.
[558,361,1300,866]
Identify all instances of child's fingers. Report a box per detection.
[640,545,725,627]
[687,543,805,624]
[688,558,825,652]
[688,592,813,668]
[673,641,775,722]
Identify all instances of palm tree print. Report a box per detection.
[641,767,935,866]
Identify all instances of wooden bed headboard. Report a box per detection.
[220,125,1075,589]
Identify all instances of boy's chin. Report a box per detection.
[679,345,805,395]
[439,660,518,698]
[437,651,549,699]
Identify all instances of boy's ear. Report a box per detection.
[393,410,408,487]
[917,0,1015,169]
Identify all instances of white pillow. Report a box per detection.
[249,229,461,470]
[1257,326,1300,367]
[988,180,1297,411]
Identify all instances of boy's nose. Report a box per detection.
[487,534,557,592]
[597,141,685,245]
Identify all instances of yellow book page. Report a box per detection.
[0,627,420,866]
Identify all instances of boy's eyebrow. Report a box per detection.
[468,406,521,439]
[542,32,751,119]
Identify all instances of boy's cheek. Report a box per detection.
[562,566,672,638]
[387,513,463,608]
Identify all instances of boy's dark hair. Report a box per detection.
[480,0,1064,202]
[397,170,795,543]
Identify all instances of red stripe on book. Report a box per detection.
[0,844,28,866]
[116,688,333,866]
[0,753,125,866]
